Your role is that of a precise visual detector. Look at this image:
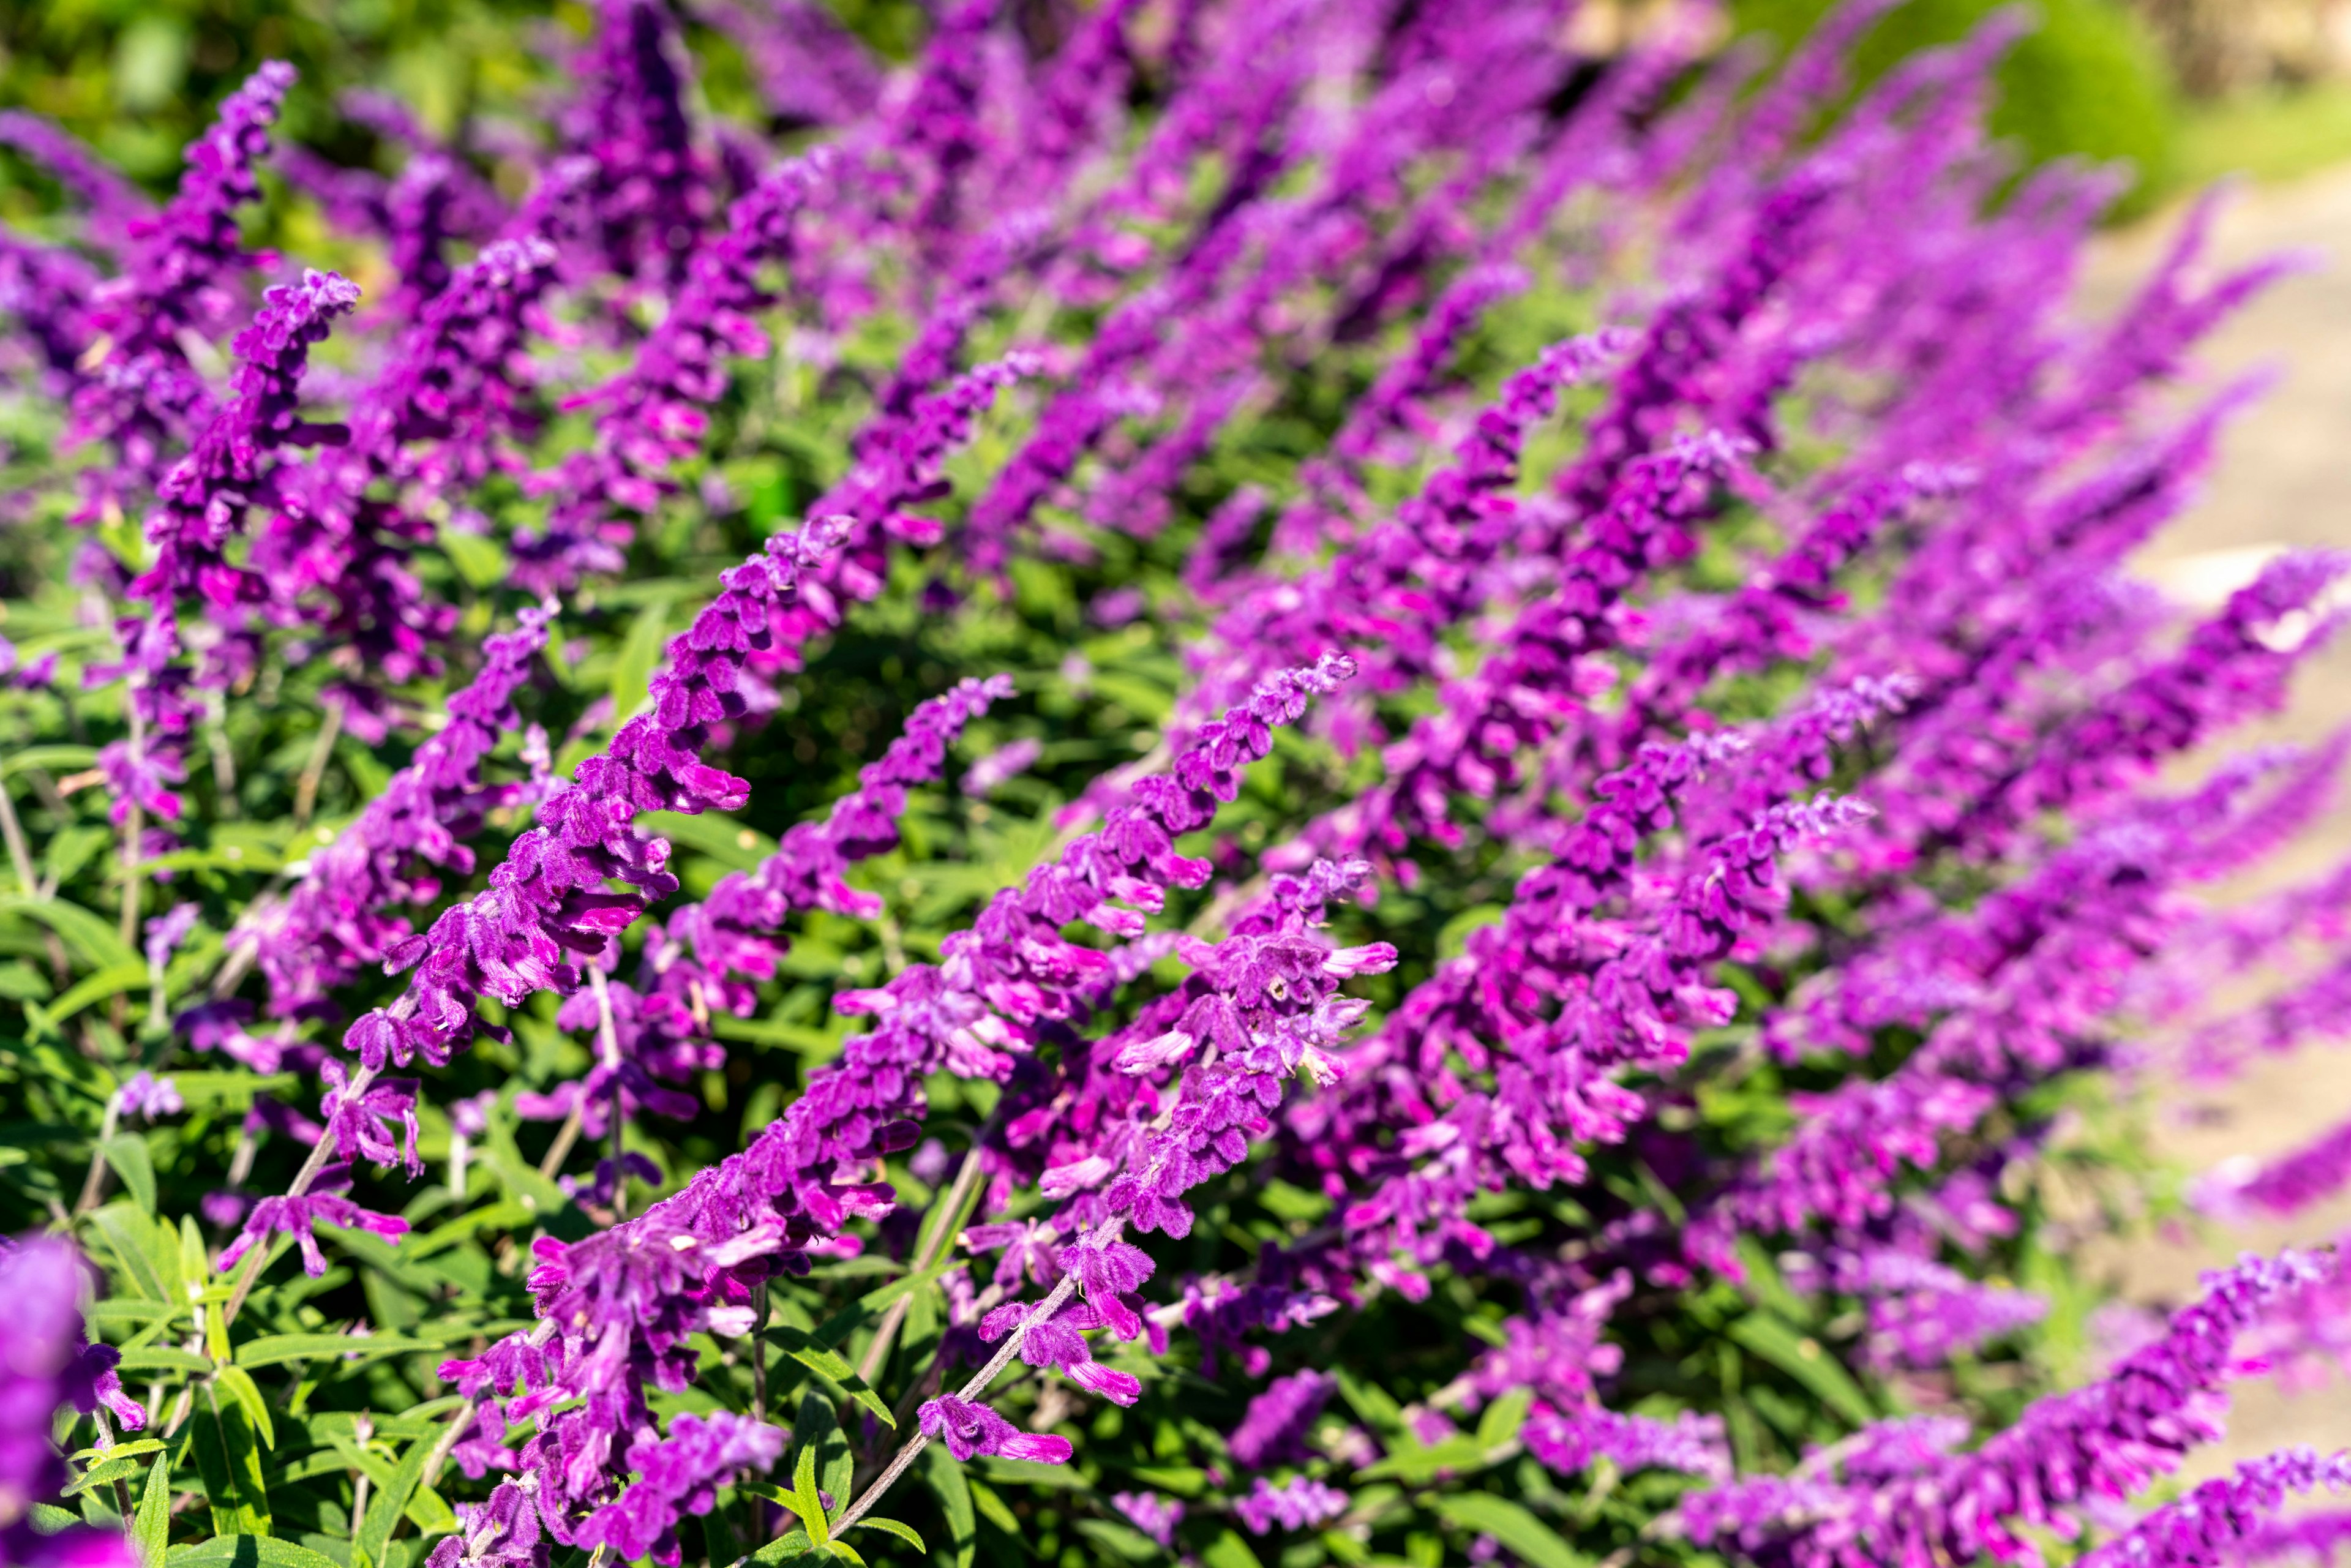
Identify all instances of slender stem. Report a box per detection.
[91,1406,136,1523]
[221,1056,381,1327]
[831,1221,1118,1536]
[538,1101,585,1180]
[204,687,239,816]
[74,1086,124,1215]
[292,699,344,829]
[0,778,36,895]
[114,702,146,1032]
[588,963,628,1218]
[749,1283,770,1424]
[855,1119,995,1387]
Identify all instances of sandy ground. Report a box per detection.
[2076,165,2351,1478]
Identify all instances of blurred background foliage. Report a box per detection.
[8,0,2351,230]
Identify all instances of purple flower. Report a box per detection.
[0,1237,141,1567]
[1112,1490,1185,1549]
[1233,1476,1348,1535]
[916,1395,1073,1465]
[1228,1371,1333,1470]
[961,737,1041,797]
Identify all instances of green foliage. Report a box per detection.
[1731,0,2180,213]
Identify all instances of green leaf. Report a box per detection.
[437,527,508,591]
[1073,1520,1163,1561]
[791,1445,829,1547]
[1200,1530,1264,1568]
[846,1517,924,1553]
[100,1132,157,1214]
[1733,1237,1812,1323]
[70,1440,166,1466]
[133,1450,171,1568]
[66,1450,152,1497]
[1727,1313,1877,1428]
[769,1328,896,1428]
[215,1365,277,1450]
[233,1334,443,1370]
[640,811,775,869]
[610,592,677,722]
[920,1445,976,1568]
[791,1390,853,1527]
[820,1542,865,1566]
[0,896,139,970]
[1475,1388,1531,1454]
[88,1196,179,1298]
[48,963,148,1026]
[748,1529,814,1564]
[966,1481,1018,1537]
[166,1539,345,1568]
[356,1434,432,1568]
[1,744,97,778]
[1354,1435,1485,1484]
[115,1348,212,1375]
[189,1380,272,1536]
[1431,1495,1583,1568]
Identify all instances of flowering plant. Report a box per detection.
[4,2,2351,1567]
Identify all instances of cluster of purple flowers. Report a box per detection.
[9,0,2351,1564]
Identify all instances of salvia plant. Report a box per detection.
[4,1,2351,1566]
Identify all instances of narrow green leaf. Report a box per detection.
[610,592,677,722]
[1430,1495,1584,1568]
[356,1433,431,1568]
[792,1391,853,1529]
[920,1445,976,1568]
[165,1538,345,1568]
[116,1348,212,1375]
[0,896,139,970]
[1726,1313,1877,1428]
[100,1133,157,1216]
[1200,1530,1264,1568]
[747,1529,814,1564]
[70,1439,165,1466]
[1475,1387,1531,1454]
[770,1329,895,1428]
[1353,1435,1485,1484]
[233,1334,441,1370]
[820,1540,866,1566]
[66,1451,151,1497]
[791,1445,828,1547]
[89,1202,182,1304]
[189,1381,272,1536]
[801,1259,958,1352]
[966,1481,1018,1537]
[2,744,97,778]
[437,527,508,591]
[639,810,774,869]
[48,964,149,1026]
[133,1450,171,1568]
[1073,1519,1162,1562]
[216,1365,277,1450]
[846,1517,923,1553]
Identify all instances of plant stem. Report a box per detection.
[750,1282,770,1424]
[114,700,146,1031]
[854,1116,996,1387]
[0,778,36,895]
[291,699,344,830]
[73,1085,125,1216]
[221,1045,388,1326]
[588,962,628,1218]
[830,1221,1119,1536]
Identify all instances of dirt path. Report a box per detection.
[2080,164,2351,1477]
